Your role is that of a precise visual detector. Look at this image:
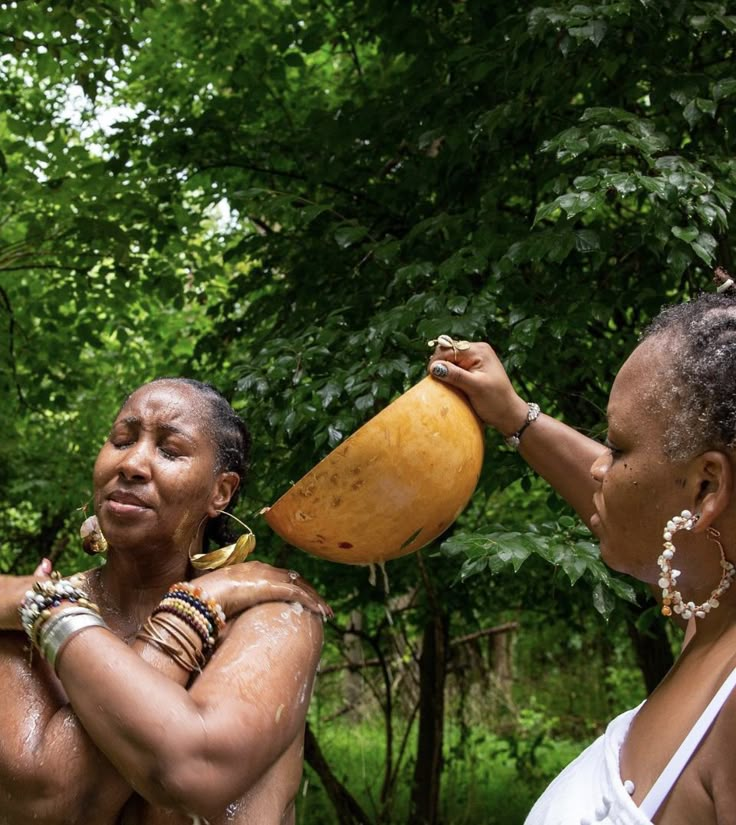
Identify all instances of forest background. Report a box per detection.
[1,1,735,823]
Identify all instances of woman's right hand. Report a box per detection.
[192,561,333,621]
[0,558,53,631]
[427,341,530,436]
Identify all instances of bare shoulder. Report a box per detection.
[189,601,324,717]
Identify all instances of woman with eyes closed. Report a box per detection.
[429,279,736,825]
[0,377,332,825]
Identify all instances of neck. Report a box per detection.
[90,545,193,632]
[681,595,736,651]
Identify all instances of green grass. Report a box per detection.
[297,716,586,824]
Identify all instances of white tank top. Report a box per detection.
[637,665,736,819]
[525,666,736,825]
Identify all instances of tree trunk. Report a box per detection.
[489,626,515,710]
[303,722,372,825]
[344,610,365,721]
[409,610,449,825]
[626,610,675,695]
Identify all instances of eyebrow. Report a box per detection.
[114,416,194,440]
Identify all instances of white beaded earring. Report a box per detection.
[658,509,736,619]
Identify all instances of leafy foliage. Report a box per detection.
[1,1,732,818]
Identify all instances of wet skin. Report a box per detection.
[0,382,326,824]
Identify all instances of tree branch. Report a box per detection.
[0,285,29,409]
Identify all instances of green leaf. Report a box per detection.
[574,229,600,253]
[592,582,616,618]
[671,225,699,243]
[568,20,607,46]
[713,78,736,101]
[447,295,469,314]
[556,191,600,219]
[301,204,330,224]
[334,225,368,249]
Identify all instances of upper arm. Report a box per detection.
[0,632,131,821]
[158,602,323,815]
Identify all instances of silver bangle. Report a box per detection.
[504,402,541,449]
[35,605,92,646]
[38,609,109,672]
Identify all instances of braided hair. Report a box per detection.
[136,378,251,549]
[640,270,736,459]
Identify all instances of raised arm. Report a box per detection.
[429,342,606,526]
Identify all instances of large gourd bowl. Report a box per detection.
[262,376,485,564]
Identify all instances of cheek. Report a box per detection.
[162,462,215,505]
[92,448,113,492]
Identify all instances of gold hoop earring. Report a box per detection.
[189,511,256,570]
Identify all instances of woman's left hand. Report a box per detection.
[192,561,333,621]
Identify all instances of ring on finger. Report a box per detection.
[288,569,299,582]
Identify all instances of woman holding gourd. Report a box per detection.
[430,278,736,824]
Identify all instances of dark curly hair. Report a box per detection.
[135,378,251,549]
[641,280,736,459]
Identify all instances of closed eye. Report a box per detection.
[605,437,623,458]
[111,438,134,450]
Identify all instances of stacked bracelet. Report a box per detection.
[19,575,100,645]
[148,581,226,660]
[137,613,207,673]
[18,575,108,671]
[38,607,108,671]
[154,582,225,648]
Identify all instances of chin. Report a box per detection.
[598,540,621,572]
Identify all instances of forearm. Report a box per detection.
[53,605,322,818]
[427,344,605,526]
[54,627,207,809]
[515,413,605,527]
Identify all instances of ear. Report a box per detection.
[689,451,733,531]
[207,471,241,517]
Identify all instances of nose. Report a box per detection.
[117,440,153,482]
[590,450,610,483]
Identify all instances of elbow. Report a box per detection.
[1,772,89,824]
[142,750,259,818]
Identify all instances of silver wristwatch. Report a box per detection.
[504,402,541,449]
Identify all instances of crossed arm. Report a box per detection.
[0,574,323,823]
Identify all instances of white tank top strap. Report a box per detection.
[639,665,736,820]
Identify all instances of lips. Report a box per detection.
[106,489,153,514]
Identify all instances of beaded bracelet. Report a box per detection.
[155,596,213,639]
[18,575,100,643]
[167,582,226,631]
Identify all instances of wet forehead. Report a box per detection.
[116,382,210,439]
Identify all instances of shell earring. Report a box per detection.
[189,511,257,571]
[80,514,108,556]
[658,510,736,619]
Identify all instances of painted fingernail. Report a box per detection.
[41,558,52,574]
[432,363,449,378]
